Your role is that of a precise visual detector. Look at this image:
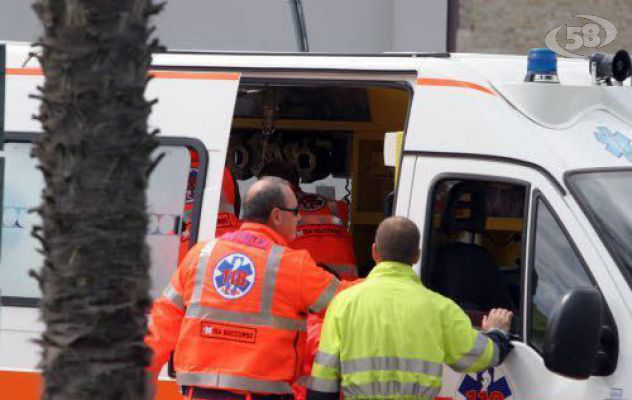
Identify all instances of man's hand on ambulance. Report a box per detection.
[482,308,513,334]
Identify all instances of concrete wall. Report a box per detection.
[0,1,448,53]
[154,0,298,51]
[0,2,41,43]
[457,0,632,56]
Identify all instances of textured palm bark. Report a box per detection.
[31,1,162,399]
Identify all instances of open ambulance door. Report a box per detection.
[145,66,241,399]
[147,67,241,242]
[0,45,241,399]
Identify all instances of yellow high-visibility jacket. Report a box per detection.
[308,261,502,399]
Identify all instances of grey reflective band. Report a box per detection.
[314,351,340,370]
[307,376,340,393]
[186,304,306,331]
[191,240,217,305]
[489,339,500,367]
[341,357,442,377]
[308,278,340,313]
[449,332,489,372]
[342,380,440,398]
[260,245,284,313]
[178,372,292,394]
[162,283,185,311]
[295,375,309,386]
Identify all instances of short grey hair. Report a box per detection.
[375,216,420,265]
[242,177,293,224]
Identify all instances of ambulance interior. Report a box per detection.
[221,82,411,276]
[186,80,525,331]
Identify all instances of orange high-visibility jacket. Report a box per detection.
[292,314,324,400]
[291,192,357,280]
[146,223,343,395]
[216,167,241,237]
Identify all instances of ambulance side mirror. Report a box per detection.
[543,287,603,380]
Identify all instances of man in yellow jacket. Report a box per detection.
[307,216,513,400]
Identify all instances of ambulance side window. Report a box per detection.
[528,197,593,353]
[146,144,202,299]
[0,138,204,305]
[423,178,526,334]
[1,142,43,302]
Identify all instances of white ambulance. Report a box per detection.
[1,42,631,400]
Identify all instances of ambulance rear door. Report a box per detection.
[147,59,242,241]
[0,47,241,400]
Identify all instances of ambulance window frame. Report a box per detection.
[410,151,566,196]
[0,132,208,308]
[421,172,530,340]
[525,190,599,353]
[233,76,415,222]
[152,62,423,76]
[564,166,632,289]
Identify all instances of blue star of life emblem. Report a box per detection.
[212,253,256,300]
[457,368,512,400]
[594,126,632,162]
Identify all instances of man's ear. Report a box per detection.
[372,243,382,263]
[268,208,280,226]
[411,248,421,264]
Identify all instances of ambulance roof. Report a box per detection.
[5,42,632,184]
[404,53,632,186]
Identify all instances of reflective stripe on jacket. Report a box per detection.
[146,223,344,394]
[308,261,500,399]
[291,192,357,280]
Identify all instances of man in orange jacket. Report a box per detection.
[146,176,349,400]
[259,162,358,280]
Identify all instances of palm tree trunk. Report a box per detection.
[31,1,162,398]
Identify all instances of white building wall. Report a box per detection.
[0,0,448,53]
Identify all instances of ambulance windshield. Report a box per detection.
[568,170,632,287]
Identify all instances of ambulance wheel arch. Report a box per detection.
[405,154,621,399]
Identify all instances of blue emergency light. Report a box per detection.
[524,48,559,83]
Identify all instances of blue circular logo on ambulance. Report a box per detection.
[213,253,256,299]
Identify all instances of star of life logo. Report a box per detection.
[212,253,256,300]
[594,126,632,162]
[456,368,513,400]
